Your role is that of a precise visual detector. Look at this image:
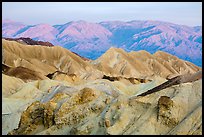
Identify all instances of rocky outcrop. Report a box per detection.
[3,37,54,47]
[157,96,178,127]
[102,75,151,84]
[136,70,202,97]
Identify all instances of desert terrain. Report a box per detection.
[2,39,202,135]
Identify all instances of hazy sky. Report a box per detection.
[2,2,202,26]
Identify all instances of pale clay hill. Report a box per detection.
[92,47,201,79]
[2,39,103,83]
[2,39,202,135]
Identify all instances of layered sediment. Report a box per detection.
[2,39,202,135]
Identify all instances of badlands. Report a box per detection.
[2,39,202,135]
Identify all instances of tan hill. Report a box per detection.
[92,47,201,79]
[2,39,102,83]
[3,37,90,61]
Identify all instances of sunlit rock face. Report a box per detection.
[2,39,103,82]
[92,47,201,79]
[2,39,202,135]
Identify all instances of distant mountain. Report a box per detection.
[2,20,202,66]
[2,20,27,38]
[100,20,202,67]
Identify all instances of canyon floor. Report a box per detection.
[2,39,202,135]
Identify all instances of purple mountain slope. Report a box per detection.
[2,20,202,67]
[2,19,27,38]
[100,20,202,66]
[54,20,112,57]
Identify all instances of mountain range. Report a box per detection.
[2,19,202,66]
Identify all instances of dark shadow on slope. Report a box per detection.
[137,71,202,97]
[102,75,152,84]
[3,66,47,82]
[13,25,34,37]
